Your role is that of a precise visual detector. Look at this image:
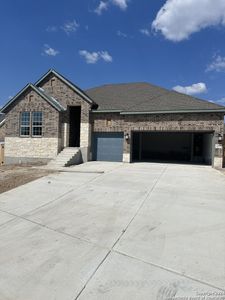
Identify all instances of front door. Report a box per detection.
[69,106,81,147]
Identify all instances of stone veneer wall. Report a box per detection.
[4,88,60,164]
[91,112,224,166]
[4,137,59,164]
[38,74,92,160]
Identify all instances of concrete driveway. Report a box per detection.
[0,162,225,300]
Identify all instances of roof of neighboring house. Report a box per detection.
[35,69,97,108]
[0,84,66,113]
[86,82,225,114]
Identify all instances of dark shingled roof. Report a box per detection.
[86,82,225,113]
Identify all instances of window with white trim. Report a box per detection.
[20,112,30,136]
[20,112,43,137]
[32,112,43,137]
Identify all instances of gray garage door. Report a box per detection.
[92,132,124,162]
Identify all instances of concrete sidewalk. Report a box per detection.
[0,162,225,299]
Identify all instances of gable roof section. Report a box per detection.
[86,82,225,114]
[35,69,97,108]
[0,84,66,113]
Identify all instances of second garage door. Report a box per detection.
[92,132,124,162]
[132,131,213,165]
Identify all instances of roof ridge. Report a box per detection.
[86,82,151,91]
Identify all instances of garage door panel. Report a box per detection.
[92,133,124,162]
[132,132,213,165]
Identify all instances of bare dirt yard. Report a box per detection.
[0,164,56,194]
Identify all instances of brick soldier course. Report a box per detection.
[1,69,224,167]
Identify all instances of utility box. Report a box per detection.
[0,143,4,165]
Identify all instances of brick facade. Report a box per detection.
[4,74,92,164]
[3,87,60,163]
[38,74,92,154]
[91,112,224,166]
[5,88,59,138]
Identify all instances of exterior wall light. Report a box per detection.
[125,133,129,141]
[218,133,223,142]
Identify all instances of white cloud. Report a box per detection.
[100,51,113,62]
[95,0,129,14]
[46,26,57,32]
[140,28,150,36]
[152,0,225,42]
[79,50,99,64]
[206,55,225,72]
[62,20,79,34]
[213,98,225,106]
[43,44,59,56]
[117,30,128,38]
[173,83,207,95]
[95,1,109,15]
[112,0,128,10]
[79,50,113,64]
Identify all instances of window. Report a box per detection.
[20,112,30,136]
[32,112,42,136]
[20,112,43,137]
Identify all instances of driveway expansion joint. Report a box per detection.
[74,165,169,299]
[113,249,225,293]
[74,250,111,300]
[0,207,109,251]
[111,165,168,249]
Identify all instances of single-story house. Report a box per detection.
[1,69,224,167]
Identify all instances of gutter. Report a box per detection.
[91,109,225,115]
[0,119,5,127]
[91,109,122,113]
[120,109,225,115]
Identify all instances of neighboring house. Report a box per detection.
[1,69,225,167]
[0,114,5,142]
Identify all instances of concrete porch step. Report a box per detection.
[48,148,82,167]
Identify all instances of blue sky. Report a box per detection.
[1,0,225,107]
